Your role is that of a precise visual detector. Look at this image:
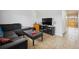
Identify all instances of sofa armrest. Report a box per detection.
[14,27,33,36]
[0,38,27,49]
[14,29,25,36]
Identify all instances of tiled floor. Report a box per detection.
[27,33,79,49]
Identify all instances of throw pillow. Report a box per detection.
[0,38,11,43]
[0,26,4,38]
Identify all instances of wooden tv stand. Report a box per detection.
[40,25,55,35]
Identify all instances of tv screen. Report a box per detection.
[42,18,52,25]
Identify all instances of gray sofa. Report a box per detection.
[0,23,28,49]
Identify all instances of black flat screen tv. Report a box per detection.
[42,18,52,25]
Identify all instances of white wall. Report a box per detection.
[35,10,65,36]
[0,10,65,36]
[0,10,36,27]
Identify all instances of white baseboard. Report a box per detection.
[55,33,63,36]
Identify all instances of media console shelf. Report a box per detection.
[40,25,55,35]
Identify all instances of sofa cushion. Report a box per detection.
[0,26,4,38]
[4,31,18,39]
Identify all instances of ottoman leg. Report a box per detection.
[33,40,34,46]
[41,33,43,41]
